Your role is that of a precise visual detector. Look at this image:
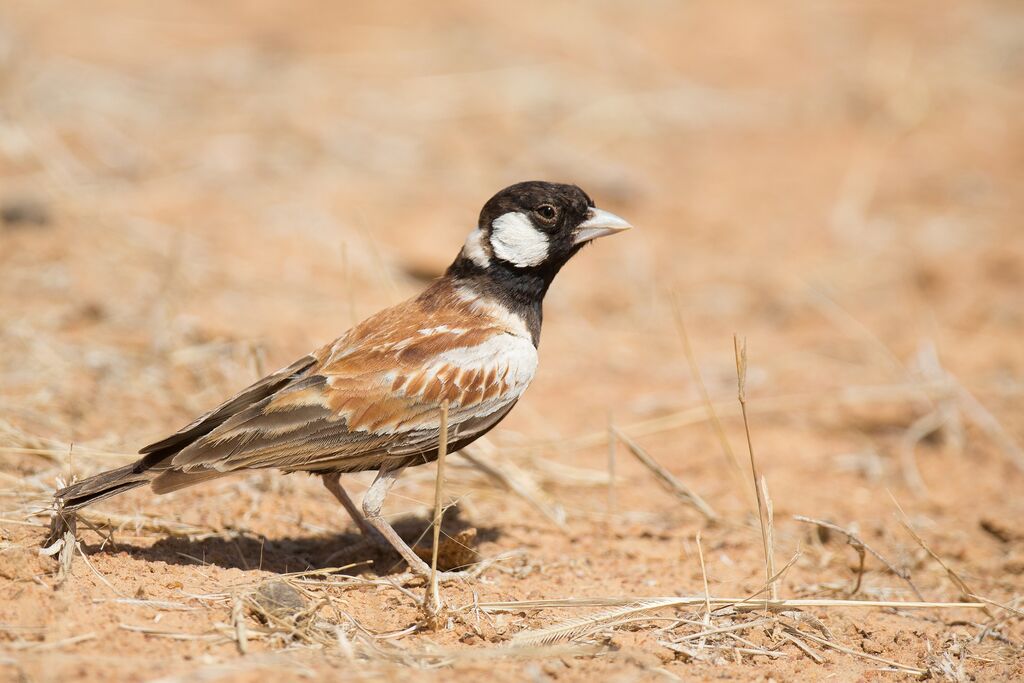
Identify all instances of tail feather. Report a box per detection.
[151,468,228,494]
[45,463,154,548]
[54,464,153,511]
[44,354,317,551]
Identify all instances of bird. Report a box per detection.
[48,180,632,577]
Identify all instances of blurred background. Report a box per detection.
[2,1,1020,444]
[4,0,1024,533]
[1,1,1023,678]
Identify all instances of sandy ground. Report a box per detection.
[2,1,1023,681]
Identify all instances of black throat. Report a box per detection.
[445,253,567,347]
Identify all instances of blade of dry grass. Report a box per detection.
[671,298,753,512]
[7,633,97,652]
[899,409,947,496]
[781,631,826,664]
[476,595,986,611]
[956,384,1024,473]
[890,494,994,619]
[794,515,923,600]
[611,427,717,522]
[805,288,909,376]
[783,623,927,676]
[734,335,776,601]
[510,598,694,646]
[967,593,1024,619]
[424,400,450,627]
[678,617,771,642]
[507,593,987,651]
[457,444,568,532]
[695,530,711,621]
[91,598,196,611]
[117,624,228,642]
[510,380,972,456]
[231,596,248,655]
[760,475,777,601]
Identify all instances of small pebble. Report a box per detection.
[251,580,306,620]
[1,197,51,229]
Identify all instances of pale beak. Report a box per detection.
[574,207,633,245]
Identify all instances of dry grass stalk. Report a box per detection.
[424,400,450,628]
[793,515,923,600]
[805,288,909,375]
[92,598,196,611]
[677,618,771,643]
[955,383,1024,473]
[890,495,994,619]
[232,596,248,655]
[611,427,717,522]
[695,530,711,622]
[46,508,210,539]
[809,298,1021,480]
[915,340,1023,473]
[671,298,753,512]
[458,444,568,532]
[736,550,801,611]
[510,598,692,646]
[668,640,786,661]
[117,623,229,642]
[967,593,1024,619]
[505,595,986,645]
[515,379,965,456]
[899,409,947,496]
[783,623,926,676]
[759,475,777,601]
[733,335,776,601]
[525,458,610,487]
[54,529,75,584]
[75,542,123,596]
[2,445,136,468]
[415,641,608,665]
[7,633,98,652]
[780,631,826,664]
[474,595,986,612]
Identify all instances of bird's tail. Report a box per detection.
[55,464,153,511]
[45,464,153,548]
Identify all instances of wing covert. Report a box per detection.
[165,330,537,475]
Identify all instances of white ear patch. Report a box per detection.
[462,228,491,268]
[490,212,549,268]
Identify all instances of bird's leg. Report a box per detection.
[321,472,379,541]
[361,465,464,581]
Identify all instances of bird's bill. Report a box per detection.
[574,208,633,245]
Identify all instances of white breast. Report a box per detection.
[434,333,539,397]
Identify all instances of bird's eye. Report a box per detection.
[535,204,557,222]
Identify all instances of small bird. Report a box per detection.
[50,181,632,577]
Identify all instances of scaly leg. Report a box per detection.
[321,472,378,540]
[361,465,463,581]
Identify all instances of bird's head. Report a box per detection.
[454,181,632,284]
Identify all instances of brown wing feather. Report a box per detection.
[158,281,537,479]
[140,354,317,456]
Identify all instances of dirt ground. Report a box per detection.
[2,1,1023,681]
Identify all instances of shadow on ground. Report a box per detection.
[79,507,500,576]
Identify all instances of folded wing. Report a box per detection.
[150,326,537,491]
